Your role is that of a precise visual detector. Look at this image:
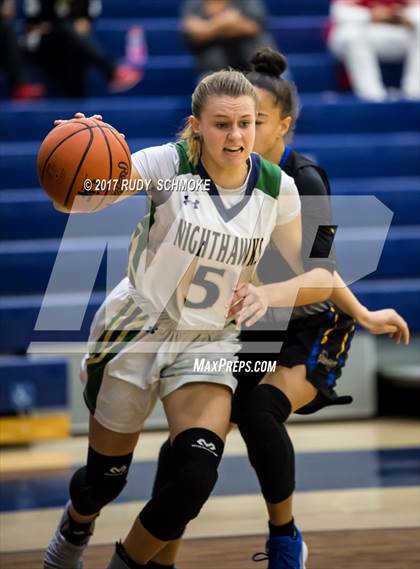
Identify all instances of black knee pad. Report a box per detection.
[152,438,173,497]
[239,384,292,426]
[70,447,133,516]
[238,384,295,503]
[140,428,224,541]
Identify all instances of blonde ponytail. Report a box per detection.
[179,121,202,166]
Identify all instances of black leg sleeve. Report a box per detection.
[238,384,295,504]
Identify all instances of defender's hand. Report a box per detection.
[358,308,410,345]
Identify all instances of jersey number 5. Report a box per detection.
[185,266,226,309]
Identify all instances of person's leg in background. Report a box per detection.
[236,365,316,568]
[0,15,44,99]
[48,20,141,96]
[401,12,420,99]
[61,22,114,82]
[24,27,85,97]
[58,23,90,97]
[329,20,420,101]
[363,23,419,100]
[236,309,356,568]
[239,365,317,528]
[0,17,24,92]
[328,23,388,101]
[67,20,143,94]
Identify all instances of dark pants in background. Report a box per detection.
[0,18,25,92]
[27,22,115,97]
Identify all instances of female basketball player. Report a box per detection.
[44,69,337,569]
[232,48,409,569]
[147,48,410,569]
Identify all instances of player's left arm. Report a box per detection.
[293,166,410,344]
[331,272,410,344]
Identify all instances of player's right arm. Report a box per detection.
[52,112,144,213]
[292,163,410,344]
[52,162,142,213]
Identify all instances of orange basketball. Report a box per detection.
[37,118,132,212]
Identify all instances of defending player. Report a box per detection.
[147,48,410,569]
[43,69,336,569]
[233,48,409,569]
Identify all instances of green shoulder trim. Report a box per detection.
[174,140,197,175]
[256,156,282,199]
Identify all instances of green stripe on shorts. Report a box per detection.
[84,328,142,414]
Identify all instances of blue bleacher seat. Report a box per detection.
[1,178,418,243]
[0,237,129,295]
[1,281,419,354]
[0,356,68,413]
[352,279,420,328]
[296,132,420,178]
[92,17,328,58]
[0,294,102,353]
[2,132,418,189]
[0,138,165,189]
[374,227,420,280]
[2,98,418,142]
[98,0,330,18]
[0,97,190,142]
[296,99,420,135]
[332,178,420,226]
[1,225,418,296]
[0,53,339,99]
[1,0,419,372]
[0,191,68,240]
[83,53,338,97]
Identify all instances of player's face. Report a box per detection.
[253,87,291,159]
[194,95,256,170]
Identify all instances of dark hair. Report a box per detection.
[247,47,300,133]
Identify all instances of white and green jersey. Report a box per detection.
[128,141,300,330]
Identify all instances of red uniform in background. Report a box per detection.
[327,0,420,100]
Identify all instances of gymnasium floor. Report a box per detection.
[0,419,419,568]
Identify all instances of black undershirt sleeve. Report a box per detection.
[294,166,336,274]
